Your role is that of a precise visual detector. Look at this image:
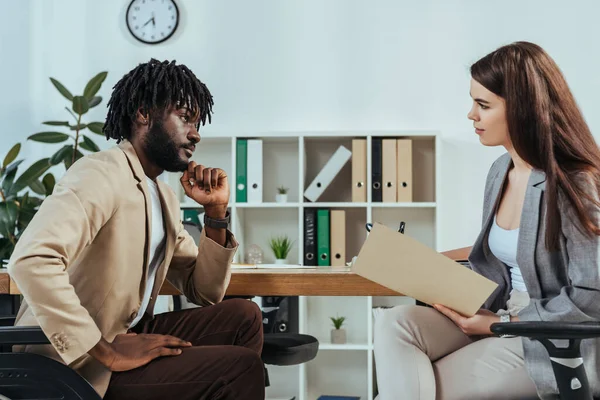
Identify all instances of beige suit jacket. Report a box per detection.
[7,141,238,397]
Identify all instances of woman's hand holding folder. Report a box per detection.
[433,304,502,336]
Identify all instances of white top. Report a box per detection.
[488,215,528,293]
[130,177,166,328]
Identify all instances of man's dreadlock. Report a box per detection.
[103,59,213,143]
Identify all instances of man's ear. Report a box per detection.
[135,109,149,125]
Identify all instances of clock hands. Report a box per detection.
[142,13,156,28]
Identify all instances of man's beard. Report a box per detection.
[143,119,188,172]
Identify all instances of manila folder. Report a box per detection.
[352,223,498,317]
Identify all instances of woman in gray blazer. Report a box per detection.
[374,41,600,400]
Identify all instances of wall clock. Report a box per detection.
[126,0,179,45]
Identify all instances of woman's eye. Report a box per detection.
[181,115,189,122]
[479,103,489,110]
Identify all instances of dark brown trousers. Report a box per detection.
[104,298,265,400]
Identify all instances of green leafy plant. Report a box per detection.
[330,316,346,330]
[28,72,108,170]
[0,143,54,262]
[277,186,289,195]
[269,235,294,260]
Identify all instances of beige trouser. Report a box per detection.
[373,305,539,400]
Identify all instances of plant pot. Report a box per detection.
[275,194,288,203]
[331,328,346,344]
[274,258,288,265]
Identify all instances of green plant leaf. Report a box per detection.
[87,122,104,135]
[50,78,73,101]
[50,145,73,166]
[88,96,102,108]
[269,235,295,259]
[1,160,23,198]
[83,71,108,100]
[42,121,70,126]
[69,124,87,131]
[80,136,100,152]
[3,143,21,168]
[64,149,84,170]
[0,237,12,261]
[0,201,18,239]
[72,96,89,115]
[28,132,70,143]
[29,180,46,196]
[12,158,51,194]
[16,192,39,233]
[42,173,55,196]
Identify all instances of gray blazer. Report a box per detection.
[468,153,600,399]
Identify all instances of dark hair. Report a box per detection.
[103,59,213,142]
[471,41,600,250]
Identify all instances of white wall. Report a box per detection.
[4,0,600,251]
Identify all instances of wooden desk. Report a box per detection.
[0,267,401,297]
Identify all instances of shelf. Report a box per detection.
[236,202,300,208]
[302,202,367,208]
[318,343,371,351]
[370,202,437,208]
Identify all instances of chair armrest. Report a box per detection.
[0,326,50,345]
[441,246,472,262]
[491,321,600,340]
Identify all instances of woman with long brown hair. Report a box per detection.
[374,41,600,399]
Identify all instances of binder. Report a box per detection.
[236,139,247,203]
[330,210,346,267]
[317,209,330,267]
[396,139,413,202]
[247,139,263,203]
[303,208,317,266]
[304,146,352,202]
[351,139,367,202]
[371,138,382,202]
[382,138,397,202]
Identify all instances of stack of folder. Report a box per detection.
[236,138,263,203]
[352,138,413,203]
[304,209,346,267]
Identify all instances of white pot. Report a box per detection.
[331,328,346,344]
[274,258,288,265]
[275,194,288,203]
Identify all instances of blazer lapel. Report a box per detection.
[471,156,512,261]
[516,170,546,297]
[118,141,153,299]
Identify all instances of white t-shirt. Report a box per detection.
[488,214,527,293]
[130,177,166,328]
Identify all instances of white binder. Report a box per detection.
[303,145,352,202]
[247,139,263,203]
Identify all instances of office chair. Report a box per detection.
[0,317,102,399]
[181,220,320,387]
[491,321,600,400]
[445,250,600,400]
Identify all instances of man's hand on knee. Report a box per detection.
[89,333,192,372]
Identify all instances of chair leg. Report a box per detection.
[264,365,270,387]
[538,338,592,400]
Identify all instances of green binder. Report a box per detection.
[317,209,330,266]
[236,139,247,202]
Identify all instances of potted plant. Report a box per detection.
[275,186,289,203]
[269,235,294,264]
[28,72,108,170]
[330,315,347,344]
[0,143,54,265]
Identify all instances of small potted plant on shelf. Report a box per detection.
[330,315,347,344]
[276,186,289,203]
[269,235,294,264]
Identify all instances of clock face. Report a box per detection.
[126,0,179,45]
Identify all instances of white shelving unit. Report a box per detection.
[163,130,440,400]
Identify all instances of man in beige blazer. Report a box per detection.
[8,59,265,399]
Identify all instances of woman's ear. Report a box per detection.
[135,109,149,125]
